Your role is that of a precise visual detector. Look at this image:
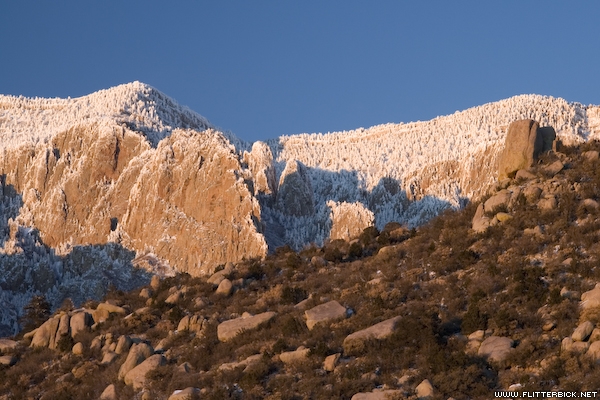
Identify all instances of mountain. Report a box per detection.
[3,139,600,399]
[1,82,599,334]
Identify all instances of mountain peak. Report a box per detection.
[0,81,215,148]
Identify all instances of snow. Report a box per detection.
[0,81,215,148]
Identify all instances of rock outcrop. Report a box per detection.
[498,119,556,180]
[244,141,277,196]
[276,160,314,217]
[328,201,374,241]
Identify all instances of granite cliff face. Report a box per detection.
[0,83,268,333]
[0,85,267,277]
[1,82,600,334]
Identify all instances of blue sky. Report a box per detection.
[1,1,599,143]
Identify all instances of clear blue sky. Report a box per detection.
[1,1,599,143]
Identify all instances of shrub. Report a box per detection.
[19,295,51,332]
[286,253,302,269]
[348,242,363,259]
[280,286,307,305]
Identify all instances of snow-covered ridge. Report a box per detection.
[258,94,600,248]
[271,94,597,192]
[0,81,214,148]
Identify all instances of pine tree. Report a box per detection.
[19,294,51,332]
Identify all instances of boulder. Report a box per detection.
[0,355,17,366]
[343,316,401,354]
[571,341,590,354]
[495,212,512,222]
[219,354,262,371]
[101,351,119,365]
[587,341,600,361]
[323,353,341,372]
[543,160,564,176]
[589,328,600,342]
[56,313,71,339]
[515,169,536,180]
[97,302,127,314]
[72,342,84,355]
[305,300,347,330]
[472,203,491,233]
[279,346,310,364]
[572,321,594,342]
[217,311,276,342]
[70,311,93,338]
[30,316,60,348]
[581,284,600,310]
[177,315,206,334]
[115,335,133,355]
[118,342,154,380]
[208,263,234,285]
[581,199,600,213]
[150,275,161,290]
[561,337,574,353]
[92,308,110,324]
[484,190,512,213]
[310,256,327,268]
[124,354,166,390]
[478,336,513,362]
[351,389,404,399]
[168,387,201,400]
[216,278,233,296]
[0,338,18,353]
[537,195,557,210]
[498,119,552,180]
[165,290,183,305]
[328,200,375,241]
[583,151,600,162]
[100,384,118,400]
[522,185,542,202]
[416,379,435,399]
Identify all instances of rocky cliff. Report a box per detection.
[1,82,600,334]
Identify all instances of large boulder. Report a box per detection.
[581,284,600,310]
[416,379,435,399]
[168,388,202,400]
[572,321,594,342]
[327,201,375,241]
[279,346,310,364]
[478,336,514,362]
[0,339,18,353]
[343,316,401,354]
[69,311,93,339]
[124,354,166,390]
[498,120,555,180]
[118,342,154,380]
[305,300,347,330]
[217,311,277,342]
[30,316,60,348]
[351,389,404,399]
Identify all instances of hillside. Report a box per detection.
[2,140,600,399]
[1,82,600,336]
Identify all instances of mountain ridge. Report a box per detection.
[1,82,599,335]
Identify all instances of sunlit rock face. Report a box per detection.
[2,82,600,335]
[0,83,267,277]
